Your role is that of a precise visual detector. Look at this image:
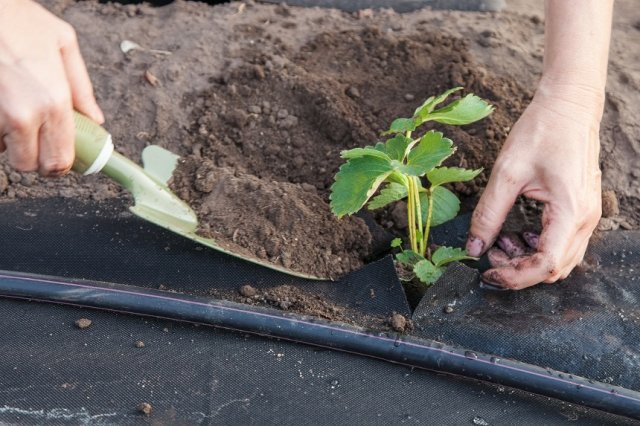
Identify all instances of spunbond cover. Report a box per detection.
[414,227,640,392]
[1,297,633,425]
[0,197,638,424]
[0,197,410,319]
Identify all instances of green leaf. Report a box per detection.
[330,156,394,218]
[432,246,477,267]
[403,131,454,176]
[413,87,463,122]
[383,117,416,135]
[427,167,483,187]
[431,186,460,226]
[420,186,460,227]
[341,147,391,161]
[414,260,444,284]
[367,182,408,210]
[396,249,425,266]
[426,94,494,125]
[390,238,403,248]
[384,134,412,161]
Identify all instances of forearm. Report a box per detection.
[538,0,613,118]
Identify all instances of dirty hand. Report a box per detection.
[0,0,103,176]
[466,81,604,289]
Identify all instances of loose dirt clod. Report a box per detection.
[137,402,152,415]
[389,313,408,333]
[239,284,258,297]
[602,190,620,218]
[74,318,92,329]
[0,171,8,193]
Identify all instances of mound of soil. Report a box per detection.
[184,28,529,197]
[170,156,372,279]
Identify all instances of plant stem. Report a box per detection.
[413,176,424,256]
[406,177,418,252]
[423,187,434,257]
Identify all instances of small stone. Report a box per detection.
[619,220,634,230]
[21,173,36,187]
[9,171,21,184]
[389,313,407,333]
[75,318,92,329]
[137,402,152,415]
[601,190,619,218]
[162,327,169,333]
[253,65,265,80]
[345,86,360,99]
[276,109,289,119]
[278,115,298,129]
[292,155,305,168]
[135,340,145,348]
[597,217,618,231]
[248,105,262,114]
[301,183,316,192]
[443,306,454,314]
[226,109,249,129]
[404,93,415,102]
[239,284,258,297]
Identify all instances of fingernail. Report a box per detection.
[466,236,484,257]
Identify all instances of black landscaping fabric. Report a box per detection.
[0,198,410,318]
[0,297,634,426]
[0,198,639,424]
[414,223,640,393]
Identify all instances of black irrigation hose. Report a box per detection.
[1,270,640,420]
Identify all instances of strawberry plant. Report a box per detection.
[330,87,493,285]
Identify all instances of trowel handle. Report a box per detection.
[72,111,114,176]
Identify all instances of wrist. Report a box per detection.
[533,75,606,123]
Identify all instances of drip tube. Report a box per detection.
[1,269,639,420]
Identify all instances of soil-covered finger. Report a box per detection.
[467,170,522,257]
[486,247,511,268]
[496,232,528,258]
[481,252,557,290]
[522,231,539,249]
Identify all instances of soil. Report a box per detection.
[193,284,393,329]
[1,1,639,285]
[169,155,372,278]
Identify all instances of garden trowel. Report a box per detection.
[72,112,324,280]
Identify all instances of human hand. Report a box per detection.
[0,0,103,176]
[466,79,604,289]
